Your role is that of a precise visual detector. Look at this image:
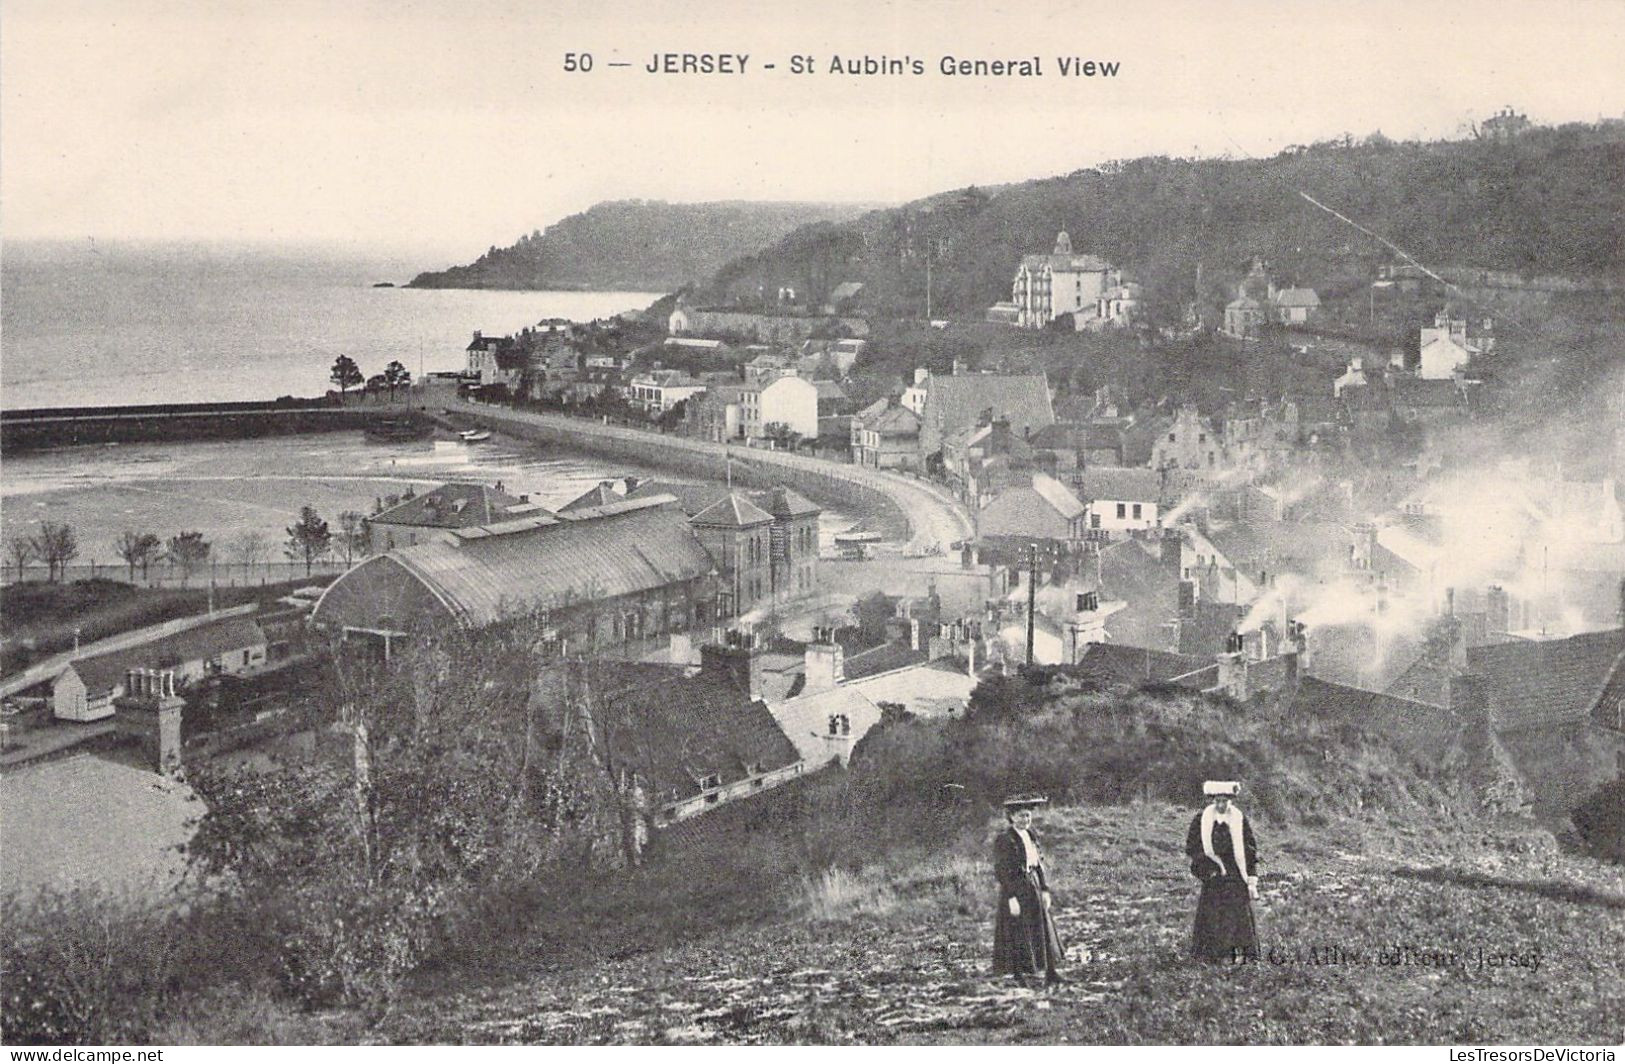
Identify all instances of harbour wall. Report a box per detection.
[1,400,411,453]
[451,402,913,540]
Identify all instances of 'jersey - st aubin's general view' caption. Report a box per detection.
[624,53,1121,77]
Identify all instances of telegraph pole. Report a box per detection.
[1026,543,1038,666]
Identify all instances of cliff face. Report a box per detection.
[407,201,873,292]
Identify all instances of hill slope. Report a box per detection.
[390,803,1624,1045]
[696,121,1625,321]
[408,201,874,291]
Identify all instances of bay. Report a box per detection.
[0,239,661,410]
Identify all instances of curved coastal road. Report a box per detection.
[449,401,973,554]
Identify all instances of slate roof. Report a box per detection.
[751,486,821,519]
[769,686,882,767]
[628,481,818,522]
[560,483,622,512]
[842,641,930,680]
[866,405,921,435]
[321,505,716,630]
[1072,643,1210,686]
[371,483,538,529]
[1074,467,1164,503]
[64,617,268,696]
[1030,474,1087,520]
[691,493,776,528]
[539,663,800,802]
[1467,629,1625,732]
[923,374,1054,442]
[1273,288,1321,308]
[1286,676,1465,762]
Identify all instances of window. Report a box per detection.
[242,650,251,666]
[1090,513,1101,530]
[1116,503,1126,519]
[1168,433,1176,442]
[1132,504,1142,519]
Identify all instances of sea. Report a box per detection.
[0,239,661,410]
[0,241,855,559]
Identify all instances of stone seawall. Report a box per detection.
[1,404,408,453]
[452,404,916,541]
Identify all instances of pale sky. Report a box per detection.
[4,0,1623,261]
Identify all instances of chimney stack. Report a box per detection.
[701,629,765,700]
[1159,528,1184,577]
[803,629,846,694]
[114,668,184,776]
[1485,585,1510,639]
[1217,649,1250,701]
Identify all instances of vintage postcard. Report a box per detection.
[2,0,1622,1051]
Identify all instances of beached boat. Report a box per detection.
[459,429,491,442]
[363,415,433,442]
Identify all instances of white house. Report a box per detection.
[627,371,707,414]
[1076,468,1163,535]
[1011,231,1119,330]
[747,375,818,441]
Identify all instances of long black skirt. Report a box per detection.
[993,891,1065,976]
[1191,878,1257,963]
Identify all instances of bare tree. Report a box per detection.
[232,530,269,580]
[31,523,79,582]
[337,511,368,566]
[7,536,36,582]
[166,531,211,587]
[115,530,162,582]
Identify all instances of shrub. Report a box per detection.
[0,888,180,1045]
[1572,778,1625,864]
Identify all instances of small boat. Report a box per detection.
[459,429,491,443]
[365,415,434,442]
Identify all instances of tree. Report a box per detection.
[383,361,412,402]
[762,421,802,451]
[232,530,269,579]
[286,506,332,576]
[114,530,162,582]
[7,536,36,581]
[30,523,79,583]
[337,511,368,566]
[166,531,211,587]
[330,356,364,403]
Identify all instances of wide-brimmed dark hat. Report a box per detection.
[1002,794,1049,811]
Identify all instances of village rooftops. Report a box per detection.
[1073,467,1164,504]
[628,481,821,523]
[923,373,1055,441]
[64,616,268,697]
[1071,643,1214,688]
[1273,288,1321,308]
[537,662,800,804]
[1386,628,1625,733]
[313,503,715,631]
[371,483,545,530]
[691,493,777,529]
[1029,473,1087,521]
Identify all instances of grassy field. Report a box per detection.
[382,803,1624,1045]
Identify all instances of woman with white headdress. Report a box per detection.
[1185,780,1260,963]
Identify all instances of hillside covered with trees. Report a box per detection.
[408,201,873,291]
[694,120,1625,323]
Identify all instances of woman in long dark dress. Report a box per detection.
[992,795,1066,985]
[1184,780,1260,963]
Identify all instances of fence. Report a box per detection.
[1,558,354,589]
